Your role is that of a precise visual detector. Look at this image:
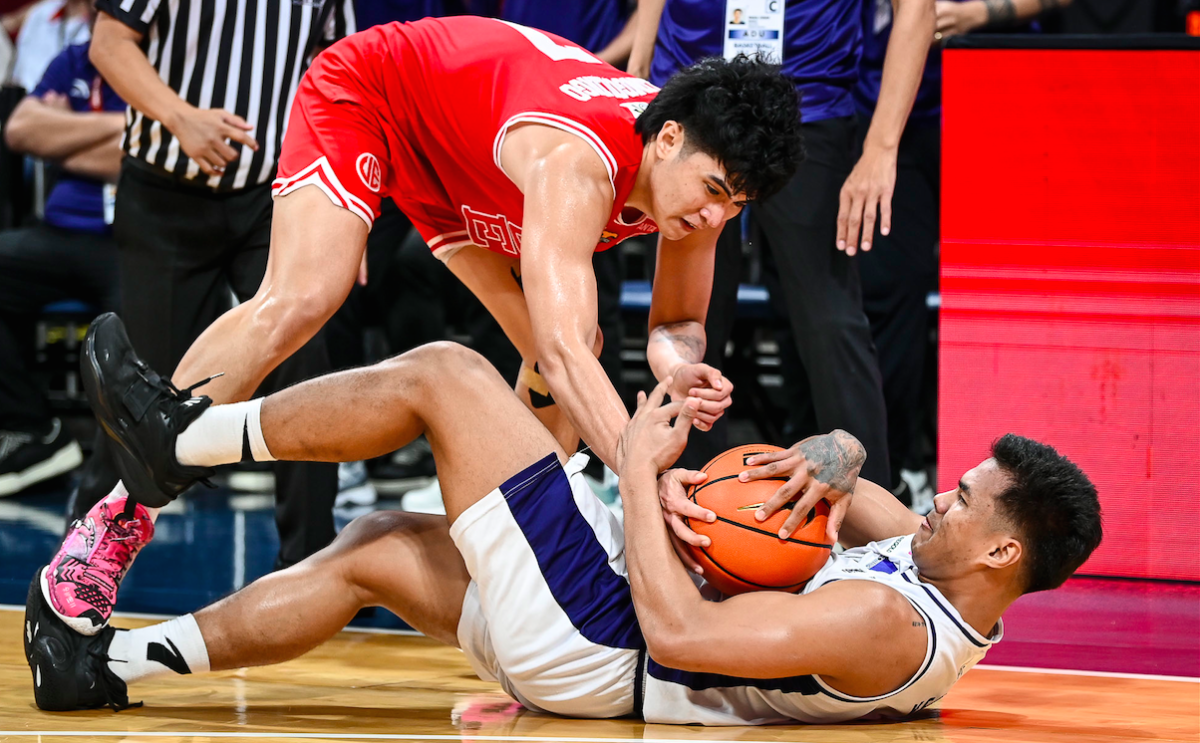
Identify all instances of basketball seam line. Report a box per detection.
[707,515,833,549]
[691,473,789,496]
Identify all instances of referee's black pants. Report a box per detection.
[857,118,940,487]
[678,117,891,487]
[72,160,338,569]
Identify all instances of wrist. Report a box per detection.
[861,134,901,155]
[965,1,988,30]
[162,99,192,133]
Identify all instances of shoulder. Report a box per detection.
[499,122,616,197]
[807,580,930,697]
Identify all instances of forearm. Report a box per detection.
[864,0,935,151]
[60,134,124,182]
[627,0,666,78]
[646,320,706,383]
[838,477,924,549]
[537,341,628,470]
[596,9,638,68]
[620,465,707,653]
[982,0,1070,25]
[90,15,189,133]
[5,105,124,160]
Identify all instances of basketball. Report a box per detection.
[684,444,834,596]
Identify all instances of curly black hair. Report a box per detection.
[635,55,804,202]
[990,434,1103,594]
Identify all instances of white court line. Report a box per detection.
[976,663,1199,683]
[0,735,767,742]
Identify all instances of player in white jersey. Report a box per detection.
[26,324,1102,723]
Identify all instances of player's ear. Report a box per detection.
[655,121,685,159]
[983,536,1022,572]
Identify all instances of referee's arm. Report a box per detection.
[89,10,258,175]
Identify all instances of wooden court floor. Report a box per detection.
[2,610,1196,743]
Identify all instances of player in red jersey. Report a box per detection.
[43,16,804,635]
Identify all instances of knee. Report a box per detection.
[247,289,341,357]
[382,341,496,390]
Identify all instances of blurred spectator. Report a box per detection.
[468,0,638,67]
[9,0,89,91]
[629,0,935,490]
[0,37,122,496]
[932,0,1070,39]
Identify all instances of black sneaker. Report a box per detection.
[25,567,138,711]
[81,313,215,509]
[0,419,83,497]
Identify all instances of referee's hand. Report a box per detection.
[170,105,260,176]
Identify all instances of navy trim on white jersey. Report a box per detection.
[902,572,990,648]
[647,659,824,694]
[502,453,645,651]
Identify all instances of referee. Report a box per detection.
[70,0,354,569]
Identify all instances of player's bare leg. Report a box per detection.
[27,342,572,709]
[171,186,368,404]
[41,189,366,636]
[252,342,566,521]
[197,510,469,669]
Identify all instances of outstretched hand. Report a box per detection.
[617,378,700,477]
[739,430,866,543]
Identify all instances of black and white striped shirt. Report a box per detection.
[95,0,355,191]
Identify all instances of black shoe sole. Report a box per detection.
[25,566,82,711]
[80,314,167,508]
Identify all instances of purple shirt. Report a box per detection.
[31,43,125,235]
[650,0,861,124]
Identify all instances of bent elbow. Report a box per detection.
[4,114,31,154]
[643,625,696,670]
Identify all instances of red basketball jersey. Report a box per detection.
[304,17,661,259]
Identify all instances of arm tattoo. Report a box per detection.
[984,0,1017,24]
[652,321,705,364]
[797,429,867,494]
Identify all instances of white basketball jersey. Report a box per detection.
[641,535,1004,725]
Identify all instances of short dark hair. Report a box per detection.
[636,55,804,202]
[990,434,1103,594]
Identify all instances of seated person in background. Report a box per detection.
[9,0,91,92]
[27,318,1102,725]
[0,36,124,496]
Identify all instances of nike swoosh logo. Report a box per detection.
[147,637,191,675]
[240,419,253,463]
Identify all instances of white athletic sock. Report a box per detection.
[174,399,275,467]
[106,614,211,684]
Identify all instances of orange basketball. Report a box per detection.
[684,444,834,595]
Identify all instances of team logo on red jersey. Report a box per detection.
[356,153,382,193]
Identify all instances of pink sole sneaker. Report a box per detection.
[43,490,154,635]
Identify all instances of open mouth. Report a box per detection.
[680,217,696,232]
[921,517,932,532]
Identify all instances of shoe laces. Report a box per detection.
[134,363,222,415]
[87,645,142,712]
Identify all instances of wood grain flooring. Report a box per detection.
[2,610,1195,743]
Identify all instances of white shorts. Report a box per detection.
[450,453,643,719]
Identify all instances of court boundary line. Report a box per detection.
[0,735,791,742]
[976,663,1199,683]
[3,605,1194,683]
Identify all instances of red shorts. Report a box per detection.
[273,44,472,258]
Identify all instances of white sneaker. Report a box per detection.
[336,461,377,508]
[903,468,935,515]
[401,477,444,515]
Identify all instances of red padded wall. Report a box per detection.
[940,49,1200,581]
